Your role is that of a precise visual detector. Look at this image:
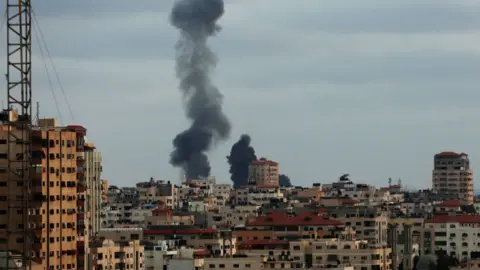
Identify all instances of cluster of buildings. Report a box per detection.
[0,111,479,270]
[93,152,479,270]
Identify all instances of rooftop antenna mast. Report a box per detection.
[5,1,33,270]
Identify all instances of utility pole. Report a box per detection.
[5,1,33,270]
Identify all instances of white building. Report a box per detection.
[425,216,480,259]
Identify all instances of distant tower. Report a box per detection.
[388,178,392,187]
[432,152,474,204]
[397,178,402,188]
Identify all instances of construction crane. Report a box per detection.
[4,0,33,269]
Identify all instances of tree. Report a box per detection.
[279,174,293,187]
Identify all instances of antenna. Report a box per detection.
[35,101,39,126]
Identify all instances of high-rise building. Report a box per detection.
[84,143,102,237]
[432,151,474,204]
[248,158,279,187]
[0,115,84,269]
[75,134,103,270]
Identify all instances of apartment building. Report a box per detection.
[137,178,176,208]
[208,205,260,228]
[97,227,143,242]
[236,238,391,270]
[143,227,236,256]
[143,241,202,270]
[146,206,195,226]
[289,186,324,202]
[101,202,152,228]
[239,211,344,244]
[432,152,474,204]
[248,158,279,187]
[329,207,389,247]
[0,115,86,269]
[425,215,480,259]
[90,239,144,269]
[84,142,103,236]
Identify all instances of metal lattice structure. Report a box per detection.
[5,0,33,269]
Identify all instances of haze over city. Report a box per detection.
[2,0,480,188]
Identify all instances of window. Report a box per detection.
[233,264,239,268]
[0,153,7,159]
[209,264,216,268]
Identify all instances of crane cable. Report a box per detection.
[32,8,75,123]
[32,15,64,125]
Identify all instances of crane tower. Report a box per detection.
[4,0,33,269]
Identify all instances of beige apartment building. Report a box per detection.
[237,238,391,270]
[432,152,474,204]
[0,116,84,269]
[331,208,389,247]
[248,158,279,187]
[90,239,144,269]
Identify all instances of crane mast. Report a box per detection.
[5,0,33,269]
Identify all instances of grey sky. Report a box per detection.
[1,0,479,189]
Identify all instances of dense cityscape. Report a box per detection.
[1,1,479,270]
[1,123,479,270]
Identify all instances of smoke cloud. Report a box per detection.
[227,134,257,188]
[169,0,231,180]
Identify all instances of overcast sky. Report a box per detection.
[1,0,480,189]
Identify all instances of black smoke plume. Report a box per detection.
[279,174,293,187]
[169,0,231,180]
[227,135,257,188]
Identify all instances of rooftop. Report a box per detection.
[248,211,343,227]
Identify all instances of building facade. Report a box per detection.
[432,152,474,204]
[248,158,279,187]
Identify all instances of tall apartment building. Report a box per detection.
[248,158,279,187]
[77,139,103,270]
[432,152,474,204]
[0,115,83,269]
[84,143,102,237]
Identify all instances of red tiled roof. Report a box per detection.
[437,151,468,157]
[66,125,86,131]
[247,211,343,226]
[193,250,210,256]
[240,239,288,246]
[426,216,480,224]
[438,200,463,207]
[341,199,360,205]
[251,159,278,166]
[143,229,218,235]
